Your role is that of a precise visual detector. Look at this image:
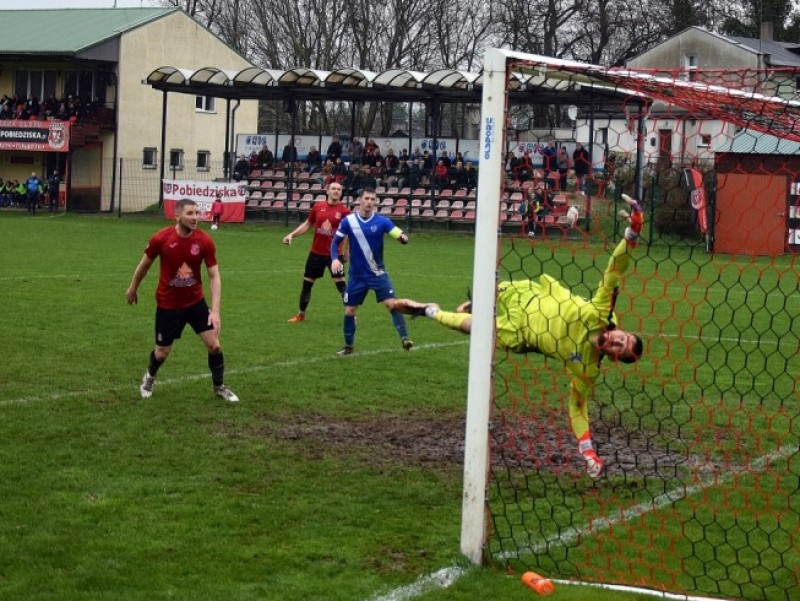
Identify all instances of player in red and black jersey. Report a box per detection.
[125,198,239,402]
[282,181,351,322]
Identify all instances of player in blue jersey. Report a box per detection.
[330,187,412,355]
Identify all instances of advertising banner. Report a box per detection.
[0,119,70,152]
[162,179,247,223]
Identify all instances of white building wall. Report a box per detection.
[113,10,257,211]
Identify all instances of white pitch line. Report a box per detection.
[0,340,468,407]
[366,566,467,601]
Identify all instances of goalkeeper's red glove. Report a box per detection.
[620,193,643,248]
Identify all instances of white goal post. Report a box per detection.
[459,47,627,564]
[459,47,508,565]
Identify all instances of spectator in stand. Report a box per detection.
[449,161,469,190]
[233,155,250,181]
[411,145,422,161]
[47,170,61,213]
[282,139,298,167]
[504,151,518,180]
[384,148,400,187]
[422,150,434,180]
[465,161,478,194]
[25,172,42,215]
[399,148,409,163]
[332,157,348,183]
[556,147,571,190]
[397,158,411,189]
[370,160,387,188]
[360,164,377,190]
[433,159,449,191]
[349,137,364,165]
[541,141,557,188]
[344,163,363,198]
[0,101,12,120]
[42,94,58,119]
[364,139,381,167]
[25,95,40,119]
[514,151,535,182]
[0,178,7,207]
[326,136,343,162]
[305,146,322,175]
[55,102,69,121]
[247,152,259,171]
[573,142,590,194]
[257,145,274,169]
[320,159,335,186]
[453,151,464,166]
[409,158,423,190]
[439,150,452,169]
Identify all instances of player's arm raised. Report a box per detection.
[125,254,154,305]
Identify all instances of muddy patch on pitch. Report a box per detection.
[262,411,713,477]
[268,411,466,467]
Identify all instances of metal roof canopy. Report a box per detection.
[143,64,630,108]
[143,60,642,209]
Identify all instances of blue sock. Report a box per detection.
[344,314,356,346]
[391,311,408,339]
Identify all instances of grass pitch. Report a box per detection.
[2,211,793,601]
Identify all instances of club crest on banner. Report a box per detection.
[48,123,67,150]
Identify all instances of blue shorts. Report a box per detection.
[343,273,396,306]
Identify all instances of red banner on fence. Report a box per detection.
[0,119,70,152]
[162,179,247,223]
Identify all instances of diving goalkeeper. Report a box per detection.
[396,194,644,479]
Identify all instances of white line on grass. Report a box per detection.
[366,444,798,601]
[367,566,467,601]
[0,340,468,407]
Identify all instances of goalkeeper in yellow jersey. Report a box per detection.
[396,194,644,479]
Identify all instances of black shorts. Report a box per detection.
[303,251,339,280]
[155,298,213,347]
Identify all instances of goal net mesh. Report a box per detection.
[484,58,800,601]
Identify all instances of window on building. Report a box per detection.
[63,69,109,104]
[143,147,158,169]
[197,150,211,171]
[698,134,711,148]
[14,69,58,101]
[685,55,698,81]
[169,149,185,170]
[195,96,216,113]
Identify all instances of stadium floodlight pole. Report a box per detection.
[460,47,508,566]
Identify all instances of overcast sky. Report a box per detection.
[0,0,158,8]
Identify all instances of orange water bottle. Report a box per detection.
[521,571,555,596]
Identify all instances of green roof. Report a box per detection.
[0,8,179,55]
